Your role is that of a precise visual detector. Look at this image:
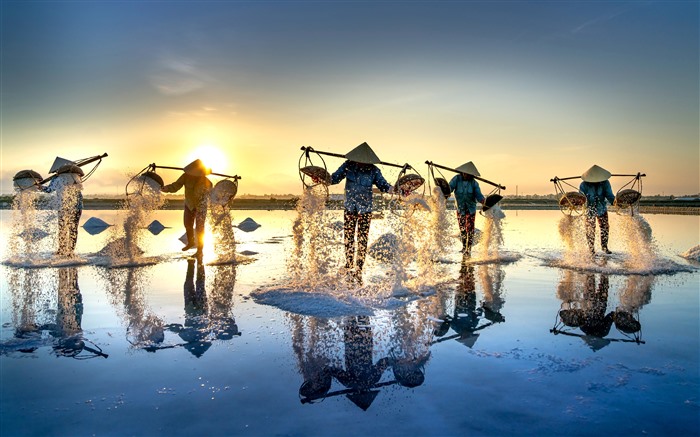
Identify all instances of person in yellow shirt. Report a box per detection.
[161,159,212,255]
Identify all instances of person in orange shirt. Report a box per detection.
[161,159,212,256]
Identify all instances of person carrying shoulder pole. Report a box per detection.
[161,159,213,257]
[329,142,394,284]
[448,162,485,257]
[579,165,616,255]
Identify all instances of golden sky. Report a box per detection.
[2,2,698,196]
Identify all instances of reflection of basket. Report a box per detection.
[615,189,641,208]
[434,177,451,198]
[396,174,424,195]
[300,165,331,185]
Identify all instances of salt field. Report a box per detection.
[1,205,698,436]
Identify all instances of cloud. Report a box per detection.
[571,7,631,34]
[150,55,211,96]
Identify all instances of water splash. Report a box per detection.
[558,214,589,264]
[100,175,164,262]
[289,186,341,287]
[426,187,452,260]
[478,205,505,259]
[8,189,50,262]
[209,204,237,263]
[616,214,657,271]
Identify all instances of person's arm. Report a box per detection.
[604,181,615,205]
[474,181,485,204]
[330,161,349,185]
[449,175,458,193]
[161,174,186,193]
[373,168,393,193]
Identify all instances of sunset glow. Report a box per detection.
[1,2,697,197]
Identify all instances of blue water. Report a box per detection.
[1,209,698,436]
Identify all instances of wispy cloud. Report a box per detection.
[150,55,211,96]
[571,7,631,34]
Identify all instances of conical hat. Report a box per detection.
[455,161,480,177]
[581,165,611,183]
[345,142,380,164]
[184,159,211,177]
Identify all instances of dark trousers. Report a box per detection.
[344,211,372,271]
[58,208,82,256]
[456,212,476,253]
[585,212,610,252]
[184,205,207,249]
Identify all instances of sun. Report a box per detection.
[186,145,228,173]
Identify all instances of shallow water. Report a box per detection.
[0,208,698,436]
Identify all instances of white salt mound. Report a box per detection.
[680,245,700,261]
[236,217,261,232]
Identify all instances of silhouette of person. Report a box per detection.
[162,159,213,256]
[448,162,485,256]
[579,165,616,254]
[329,143,393,284]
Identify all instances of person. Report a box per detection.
[42,164,84,257]
[448,162,485,256]
[329,142,393,284]
[579,164,615,254]
[161,159,213,256]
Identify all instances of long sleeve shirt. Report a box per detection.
[449,175,485,215]
[162,174,213,211]
[330,161,392,214]
[579,180,615,216]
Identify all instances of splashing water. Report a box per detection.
[616,214,658,271]
[8,189,52,262]
[209,204,237,263]
[558,215,589,264]
[289,186,341,287]
[426,187,452,260]
[101,175,164,261]
[478,205,505,259]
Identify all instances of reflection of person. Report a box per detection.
[55,267,83,337]
[298,315,391,410]
[448,162,485,256]
[42,165,84,256]
[329,143,393,283]
[579,165,616,255]
[169,258,211,357]
[161,159,213,256]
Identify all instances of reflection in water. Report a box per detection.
[167,258,241,357]
[294,305,440,410]
[552,271,652,349]
[99,265,165,351]
[433,263,506,348]
[3,267,107,359]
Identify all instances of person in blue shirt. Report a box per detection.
[42,165,84,257]
[449,162,485,257]
[579,165,616,254]
[329,142,393,283]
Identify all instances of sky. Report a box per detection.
[1,1,698,197]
